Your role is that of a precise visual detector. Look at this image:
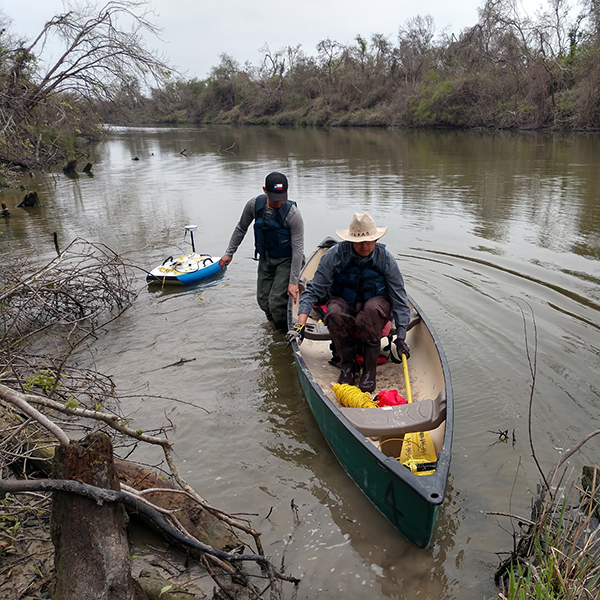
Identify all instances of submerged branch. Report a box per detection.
[548,429,600,484]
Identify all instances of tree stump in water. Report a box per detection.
[62,159,77,174]
[16,191,41,207]
[50,432,146,600]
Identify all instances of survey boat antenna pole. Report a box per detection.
[185,225,197,253]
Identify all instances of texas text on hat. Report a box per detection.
[335,212,388,242]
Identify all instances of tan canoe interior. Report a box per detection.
[293,244,447,460]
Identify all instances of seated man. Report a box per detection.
[290,212,411,393]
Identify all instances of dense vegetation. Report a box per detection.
[2,0,600,185]
[127,0,600,130]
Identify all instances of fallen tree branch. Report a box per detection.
[163,444,265,555]
[0,236,298,597]
[547,429,600,484]
[162,357,197,369]
[0,383,171,447]
[486,511,535,527]
[119,483,180,515]
[0,384,70,445]
[0,393,261,555]
[0,478,300,585]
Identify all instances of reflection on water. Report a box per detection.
[2,126,600,599]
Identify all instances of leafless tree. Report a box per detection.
[317,37,343,84]
[0,1,175,169]
[18,0,173,104]
[259,43,287,81]
[396,15,438,85]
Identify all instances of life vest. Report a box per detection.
[253,194,295,259]
[330,242,389,309]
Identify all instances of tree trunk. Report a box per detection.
[50,431,146,600]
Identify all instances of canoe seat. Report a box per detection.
[340,391,446,437]
[303,306,421,341]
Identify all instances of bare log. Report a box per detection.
[0,385,69,445]
[1,477,298,580]
[115,458,242,554]
[0,397,249,553]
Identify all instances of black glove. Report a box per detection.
[393,337,410,360]
[286,323,306,346]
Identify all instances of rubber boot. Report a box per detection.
[336,343,357,385]
[359,343,380,392]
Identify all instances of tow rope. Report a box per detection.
[332,384,378,408]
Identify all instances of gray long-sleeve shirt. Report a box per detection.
[224,196,305,285]
[298,241,411,339]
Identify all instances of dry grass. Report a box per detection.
[493,467,600,600]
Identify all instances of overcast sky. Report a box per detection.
[1,0,542,80]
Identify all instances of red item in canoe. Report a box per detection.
[377,389,407,407]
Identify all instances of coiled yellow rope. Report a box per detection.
[332,384,378,408]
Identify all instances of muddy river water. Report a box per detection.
[2,125,600,599]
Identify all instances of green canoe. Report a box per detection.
[288,237,453,548]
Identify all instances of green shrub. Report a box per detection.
[409,72,461,126]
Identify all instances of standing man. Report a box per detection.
[219,172,304,332]
[288,212,410,393]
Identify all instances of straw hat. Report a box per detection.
[336,212,388,242]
